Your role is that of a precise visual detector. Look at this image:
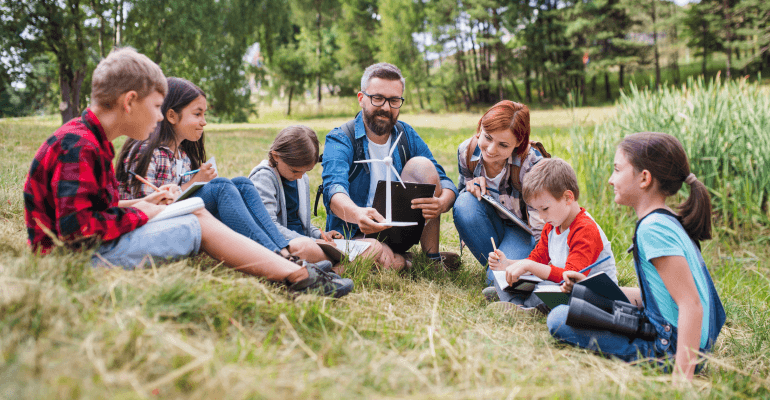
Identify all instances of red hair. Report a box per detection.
[477,100,530,159]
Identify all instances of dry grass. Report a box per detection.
[1,108,768,399]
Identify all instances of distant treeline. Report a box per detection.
[1,0,768,122]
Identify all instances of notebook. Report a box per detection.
[533,271,628,309]
[149,197,205,223]
[175,182,206,202]
[317,239,372,262]
[364,181,436,253]
[481,194,533,235]
[493,270,543,293]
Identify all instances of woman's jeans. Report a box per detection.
[193,177,289,252]
[453,191,537,286]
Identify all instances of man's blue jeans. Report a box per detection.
[193,177,289,252]
[453,192,537,286]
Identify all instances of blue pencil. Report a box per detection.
[559,255,612,285]
[181,169,200,177]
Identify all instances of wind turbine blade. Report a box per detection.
[390,165,407,189]
[389,132,404,157]
[355,159,383,163]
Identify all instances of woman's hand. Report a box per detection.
[191,162,217,183]
[560,270,587,293]
[466,177,487,200]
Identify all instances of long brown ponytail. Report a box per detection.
[618,132,712,241]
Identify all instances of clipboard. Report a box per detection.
[481,194,533,235]
[365,180,436,253]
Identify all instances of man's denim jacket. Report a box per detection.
[321,113,458,238]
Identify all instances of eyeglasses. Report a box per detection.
[362,91,405,109]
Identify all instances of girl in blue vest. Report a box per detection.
[547,132,725,382]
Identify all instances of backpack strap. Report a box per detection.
[314,115,411,216]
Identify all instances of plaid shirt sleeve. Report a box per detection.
[52,139,148,245]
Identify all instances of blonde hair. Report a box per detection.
[91,47,167,109]
[522,158,580,202]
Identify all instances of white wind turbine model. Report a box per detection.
[356,132,417,227]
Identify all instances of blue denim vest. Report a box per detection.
[632,209,726,356]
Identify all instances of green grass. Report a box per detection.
[1,107,769,398]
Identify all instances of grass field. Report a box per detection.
[1,106,769,399]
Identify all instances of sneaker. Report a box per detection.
[482,286,499,301]
[487,301,517,313]
[287,263,353,298]
[419,251,462,271]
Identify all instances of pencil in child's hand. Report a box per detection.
[128,171,161,192]
[491,237,497,252]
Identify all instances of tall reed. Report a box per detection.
[570,76,770,236]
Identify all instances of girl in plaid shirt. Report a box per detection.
[116,78,325,264]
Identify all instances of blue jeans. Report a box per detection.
[547,305,674,363]
[193,177,289,252]
[453,191,537,286]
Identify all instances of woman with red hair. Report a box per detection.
[453,101,547,303]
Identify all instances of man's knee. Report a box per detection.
[402,156,439,186]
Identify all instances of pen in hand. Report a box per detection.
[129,171,161,192]
[181,168,200,177]
[559,255,612,285]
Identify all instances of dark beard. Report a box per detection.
[363,107,397,137]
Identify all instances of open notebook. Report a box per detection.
[148,197,205,223]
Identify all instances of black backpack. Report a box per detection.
[313,115,411,216]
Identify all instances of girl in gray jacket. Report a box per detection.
[249,126,402,272]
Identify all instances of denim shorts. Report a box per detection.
[92,214,202,269]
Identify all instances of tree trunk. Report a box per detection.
[510,78,524,102]
[604,71,611,101]
[723,0,731,79]
[619,65,625,90]
[287,86,293,116]
[59,65,86,123]
[670,4,681,86]
[316,7,322,105]
[652,0,660,89]
[524,65,532,104]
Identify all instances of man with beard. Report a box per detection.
[321,63,460,270]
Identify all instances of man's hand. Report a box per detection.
[411,196,443,220]
[466,177,487,200]
[355,207,387,234]
[560,270,587,293]
[191,162,217,183]
[131,200,167,220]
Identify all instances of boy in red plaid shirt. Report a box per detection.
[23,48,352,298]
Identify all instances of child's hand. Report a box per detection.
[560,270,587,293]
[326,230,343,239]
[158,184,181,204]
[505,261,529,285]
[192,162,217,183]
[488,249,511,271]
[144,189,175,205]
[132,200,166,220]
[466,177,487,200]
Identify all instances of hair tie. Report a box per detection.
[685,173,697,185]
